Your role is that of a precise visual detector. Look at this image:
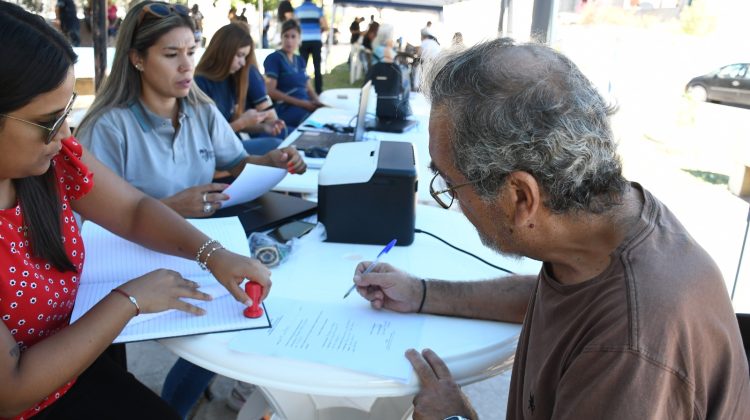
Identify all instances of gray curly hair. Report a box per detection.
[425,38,627,214]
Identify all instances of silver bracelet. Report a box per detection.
[201,245,225,271]
[196,239,220,269]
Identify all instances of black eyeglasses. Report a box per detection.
[138,3,190,25]
[429,172,483,209]
[0,92,77,145]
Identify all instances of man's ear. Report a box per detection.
[504,171,541,227]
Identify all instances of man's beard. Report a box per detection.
[477,227,523,261]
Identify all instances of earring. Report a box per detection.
[135,64,143,71]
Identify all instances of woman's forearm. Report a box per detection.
[268,89,310,109]
[0,294,134,417]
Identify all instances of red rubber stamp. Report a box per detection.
[243,282,264,318]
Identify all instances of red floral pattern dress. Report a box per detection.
[0,137,93,419]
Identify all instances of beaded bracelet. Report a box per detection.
[196,239,220,270]
[417,279,427,313]
[111,288,140,316]
[201,244,225,271]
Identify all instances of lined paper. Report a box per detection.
[71,217,270,343]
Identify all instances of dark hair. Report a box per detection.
[277,0,294,22]
[281,18,300,35]
[0,1,78,271]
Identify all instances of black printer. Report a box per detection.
[318,141,417,245]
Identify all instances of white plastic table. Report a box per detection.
[160,205,541,420]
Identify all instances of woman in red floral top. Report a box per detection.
[0,3,272,419]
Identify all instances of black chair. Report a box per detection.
[738,313,750,376]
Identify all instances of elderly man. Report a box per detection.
[353,38,750,419]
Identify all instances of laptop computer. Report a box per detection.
[290,80,372,156]
[366,118,417,133]
[211,192,317,235]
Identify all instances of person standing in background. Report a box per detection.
[451,31,464,47]
[236,7,248,23]
[262,11,271,48]
[349,16,364,44]
[56,0,80,46]
[191,4,204,45]
[277,0,294,23]
[294,0,328,94]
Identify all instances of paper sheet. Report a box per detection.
[221,163,286,208]
[72,217,271,343]
[228,298,425,382]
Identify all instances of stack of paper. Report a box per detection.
[71,217,270,343]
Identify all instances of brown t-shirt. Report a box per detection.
[506,185,750,419]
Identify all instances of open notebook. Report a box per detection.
[71,217,270,343]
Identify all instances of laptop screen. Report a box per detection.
[353,80,372,141]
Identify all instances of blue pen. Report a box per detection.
[343,239,397,299]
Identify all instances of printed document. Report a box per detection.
[228,298,425,382]
[221,164,286,208]
[71,217,270,343]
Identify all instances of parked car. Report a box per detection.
[686,63,750,106]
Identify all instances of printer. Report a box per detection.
[318,141,417,245]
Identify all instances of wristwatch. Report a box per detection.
[443,416,471,420]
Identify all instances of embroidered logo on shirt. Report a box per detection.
[199,149,214,162]
[528,393,535,415]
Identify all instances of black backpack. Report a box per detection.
[367,62,412,120]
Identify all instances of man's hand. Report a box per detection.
[352,262,423,312]
[407,348,478,420]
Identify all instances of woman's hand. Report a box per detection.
[262,119,286,137]
[206,249,273,306]
[266,146,307,174]
[238,109,267,130]
[117,269,213,315]
[301,100,324,112]
[161,183,229,218]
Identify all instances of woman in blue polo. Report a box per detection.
[195,22,285,155]
[264,19,324,128]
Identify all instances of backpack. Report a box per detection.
[366,62,412,120]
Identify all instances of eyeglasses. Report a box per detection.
[0,92,77,145]
[429,171,483,209]
[138,3,190,25]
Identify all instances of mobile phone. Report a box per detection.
[272,220,316,242]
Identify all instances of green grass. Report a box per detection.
[682,169,730,185]
[322,62,361,90]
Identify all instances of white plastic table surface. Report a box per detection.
[160,205,541,419]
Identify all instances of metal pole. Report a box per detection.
[732,205,750,301]
[257,0,263,48]
[324,3,337,74]
[530,0,557,44]
[92,0,106,91]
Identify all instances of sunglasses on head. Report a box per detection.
[137,3,190,25]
